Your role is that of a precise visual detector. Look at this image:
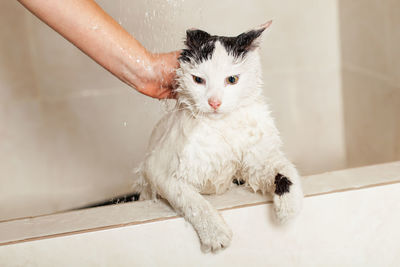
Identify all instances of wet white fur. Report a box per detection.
[136,38,303,252]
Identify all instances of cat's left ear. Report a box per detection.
[237,20,272,52]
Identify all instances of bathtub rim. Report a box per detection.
[0,161,399,247]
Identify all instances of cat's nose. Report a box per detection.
[208,98,222,110]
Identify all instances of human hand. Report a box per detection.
[133,50,181,99]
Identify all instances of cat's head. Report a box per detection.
[176,21,272,116]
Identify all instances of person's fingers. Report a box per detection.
[136,50,181,99]
[138,82,172,99]
[157,51,180,99]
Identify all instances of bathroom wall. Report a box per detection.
[0,2,44,218]
[1,0,346,220]
[339,0,400,167]
[0,1,159,219]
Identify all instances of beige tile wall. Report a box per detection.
[0,1,38,102]
[0,0,350,220]
[339,0,400,167]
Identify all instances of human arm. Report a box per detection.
[17,0,180,99]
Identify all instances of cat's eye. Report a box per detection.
[192,75,205,84]
[226,75,239,85]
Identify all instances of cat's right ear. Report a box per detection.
[185,29,211,49]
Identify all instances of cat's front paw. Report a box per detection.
[198,219,232,253]
[273,183,303,224]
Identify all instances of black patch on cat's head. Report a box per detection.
[179,24,269,64]
[180,29,217,64]
[219,28,266,58]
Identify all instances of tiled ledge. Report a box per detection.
[1,161,399,246]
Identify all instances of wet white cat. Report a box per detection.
[135,21,303,252]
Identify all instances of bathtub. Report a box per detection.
[1,162,400,266]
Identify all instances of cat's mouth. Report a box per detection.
[207,109,226,118]
[208,109,220,114]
